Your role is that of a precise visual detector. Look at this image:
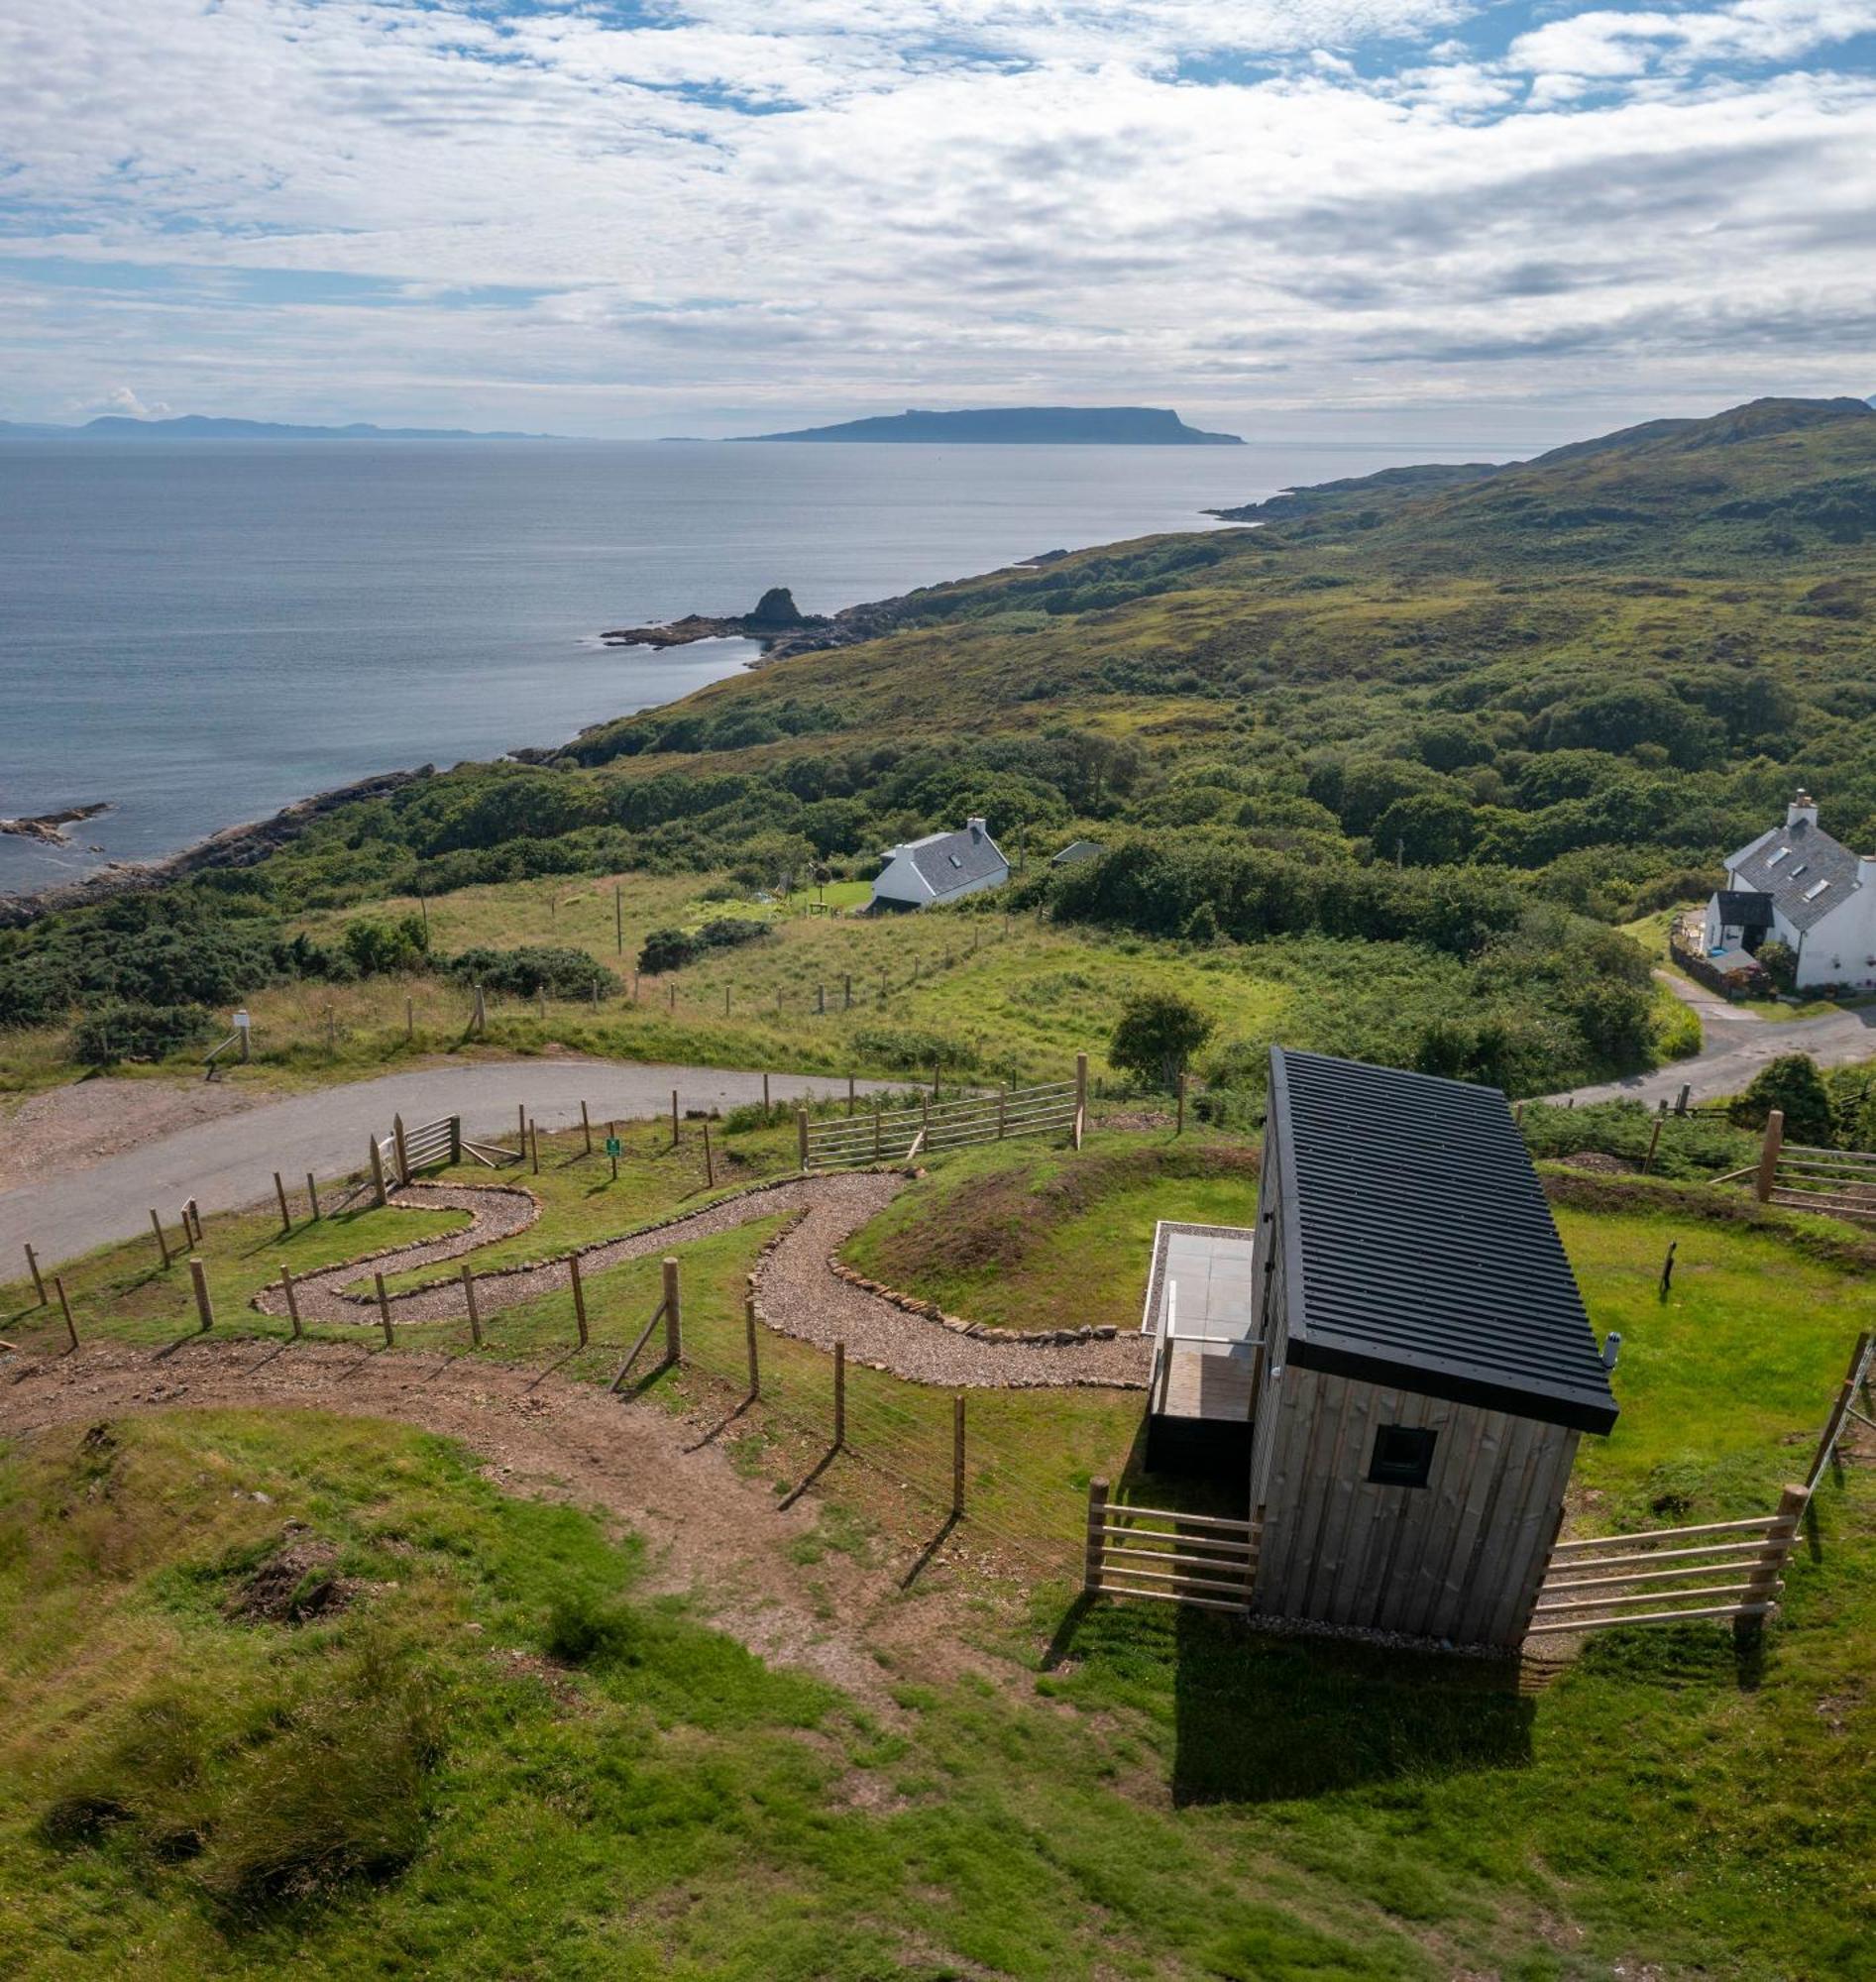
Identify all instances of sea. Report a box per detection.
[0,437,1496,895]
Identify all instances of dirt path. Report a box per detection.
[256,1172,1153,1390]
[0,1338,965,1710]
[0,1075,274,1192]
[0,1057,899,1268]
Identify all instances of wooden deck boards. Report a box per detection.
[1159,1345,1256,1422]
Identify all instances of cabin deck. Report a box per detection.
[1143,1223,1262,1470]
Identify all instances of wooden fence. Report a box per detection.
[1754,1109,1876,1224]
[802,1057,1086,1169]
[1524,1484,1809,1637]
[1082,1481,1261,1614]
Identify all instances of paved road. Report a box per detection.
[1553,972,1876,1107]
[2,1059,897,1269]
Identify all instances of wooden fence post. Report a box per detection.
[951,1394,966,1517]
[745,1291,760,1399]
[1643,1115,1664,1174]
[280,1264,301,1339]
[1756,1108,1785,1202]
[762,1071,771,1114]
[517,1102,528,1152]
[1809,1332,1872,1488]
[1677,1083,1692,1116]
[405,996,414,1041]
[393,1114,410,1182]
[188,1257,215,1333]
[607,1122,618,1182]
[817,984,826,1015]
[54,1274,78,1352]
[580,1100,593,1156]
[798,1109,811,1172]
[671,1089,680,1148]
[847,1073,856,1117]
[462,1263,482,1347]
[1074,1051,1088,1150]
[1176,1072,1187,1137]
[306,1171,322,1220]
[570,1253,588,1348]
[614,882,622,955]
[369,1136,388,1208]
[723,984,731,1018]
[274,1170,292,1232]
[874,1108,883,1160]
[998,1087,1007,1140]
[1084,1479,1109,1594]
[833,1341,846,1450]
[149,1211,171,1269]
[529,1120,540,1174]
[703,1119,716,1189]
[23,1242,47,1306]
[662,1258,683,1364]
[1740,1483,1812,1639]
[473,983,487,1033]
[374,1271,394,1347]
[187,1199,203,1244]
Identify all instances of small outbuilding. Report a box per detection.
[1141,1046,1618,1649]
[1050,838,1105,869]
[869,817,1009,913]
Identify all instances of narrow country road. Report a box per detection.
[1554,971,1876,1107]
[1,1058,896,1269]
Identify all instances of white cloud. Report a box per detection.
[0,1,1870,430]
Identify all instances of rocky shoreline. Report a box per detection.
[0,802,111,846]
[0,769,430,930]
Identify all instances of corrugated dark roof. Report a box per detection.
[1727,818,1863,933]
[904,823,1007,898]
[1713,889,1775,923]
[1269,1046,1618,1435]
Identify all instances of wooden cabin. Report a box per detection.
[1143,1046,1619,1649]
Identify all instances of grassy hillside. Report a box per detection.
[4,1123,1873,1977]
[7,395,1876,1104]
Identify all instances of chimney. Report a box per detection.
[966,816,986,841]
[1788,789,1819,828]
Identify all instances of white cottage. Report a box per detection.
[1705,792,1876,991]
[868,817,1010,913]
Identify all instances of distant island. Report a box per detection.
[733,405,1244,445]
[0,414,558,442]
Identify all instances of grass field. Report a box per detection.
[4,1127,1873,1977]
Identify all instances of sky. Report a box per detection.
[1,0,1873,441]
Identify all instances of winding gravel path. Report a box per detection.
[252,1172,1151,1391]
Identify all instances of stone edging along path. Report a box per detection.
[252,1170,1152,1392]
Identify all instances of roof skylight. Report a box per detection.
[1767,847,1791,867]
[1804,879,1831,901]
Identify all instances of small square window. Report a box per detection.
[1368,1424,1437,1488]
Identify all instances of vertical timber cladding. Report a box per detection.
[1246,1046,1616,1649]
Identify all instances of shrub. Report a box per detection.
[849,1025,980,1074]
[340,914,428,976]
[1109,991,1215,1091]
[1729,1052,1836,1145]
[1757,937,1798,993]
[444,946,616,999]
[543,1592,643,1669]
[70,1001,216,1067]
[635,917,771,975]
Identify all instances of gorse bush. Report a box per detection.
[443,944,617,999]
[635,916,772,975]
[69,1000,216,1067]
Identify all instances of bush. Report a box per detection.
[543,1592,644,1669]
[70,1001,216,1067]
[341,914,428,976]
[1758,937,1798,993]
[849,1026,980,1074]
[635,917,772,975]
[443,946,616,1000]
[1109,991,1215,1091]
[1729,1052,1836,1144]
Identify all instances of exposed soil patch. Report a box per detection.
[0,1077,271,1192]
[226,1524,355,1623]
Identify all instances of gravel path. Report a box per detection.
[1,1057,900,1268]
[252,1171,1152,1390]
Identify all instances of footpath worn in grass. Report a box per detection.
[3,1406,1871,1979]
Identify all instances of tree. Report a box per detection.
[1109,991,1214,1092]
[1729,1052,1835,1146]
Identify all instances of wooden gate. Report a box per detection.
[1083,1480,1260,1614]
[1525,1484,1809,1637]
[1755,1109,1876,1224]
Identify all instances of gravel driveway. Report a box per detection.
[2,1058,896,1269]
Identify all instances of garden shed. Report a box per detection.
[1243,1046,1619,1648]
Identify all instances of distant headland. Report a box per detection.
[0,414,559,442]
[732,405,1244,445]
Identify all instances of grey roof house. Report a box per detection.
[1705,791,1876,989]
[868,817,1009,913]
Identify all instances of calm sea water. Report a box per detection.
[0,437,1492,893]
